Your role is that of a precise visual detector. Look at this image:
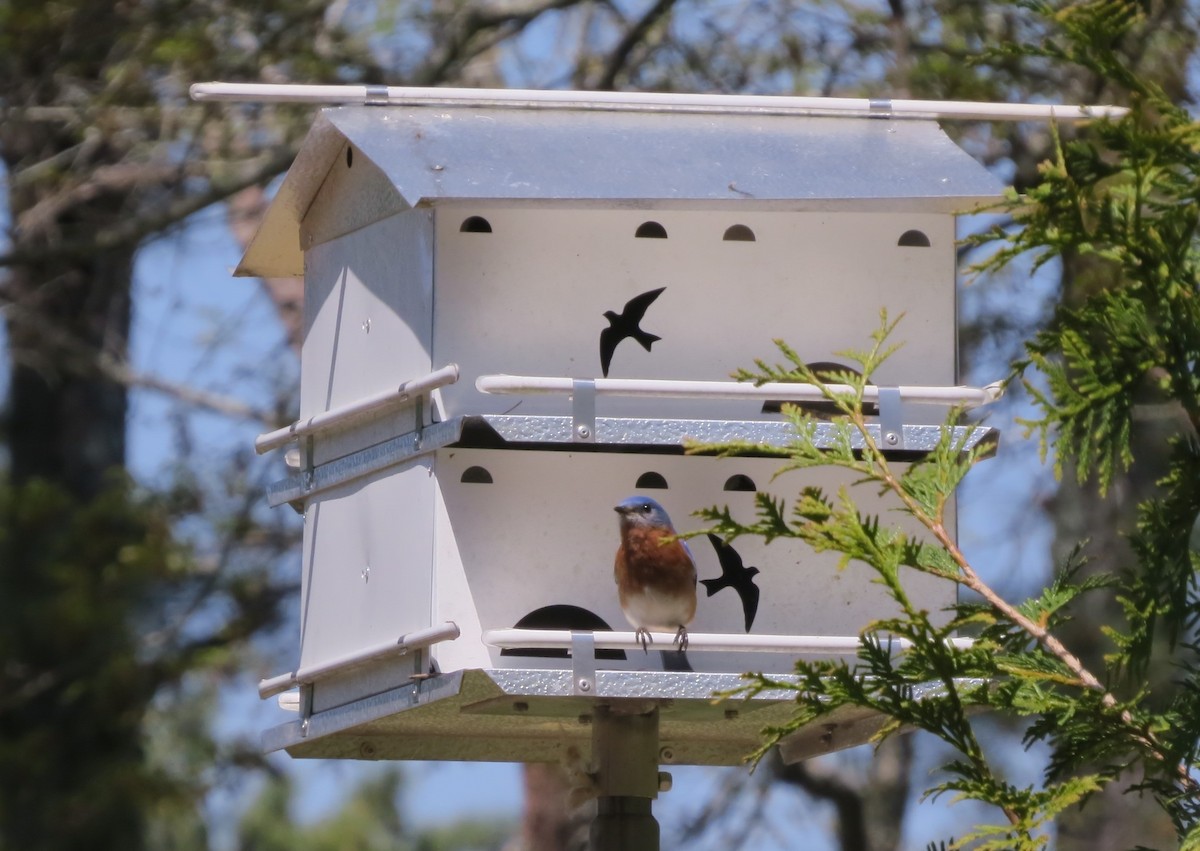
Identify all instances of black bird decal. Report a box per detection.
[701,534,761,632]
[600,287,665,377]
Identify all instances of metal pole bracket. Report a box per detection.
[571,631,597,695]
[877,387,905,450]
[572,380,597,443]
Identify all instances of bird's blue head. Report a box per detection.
[614,495,674,530]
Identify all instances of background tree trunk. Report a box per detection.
[6,249,132,497]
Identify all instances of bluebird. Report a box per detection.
[613,495,697,653]
[599,287,665,377]
[700,534,761,632]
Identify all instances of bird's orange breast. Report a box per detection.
[614,526,696,594]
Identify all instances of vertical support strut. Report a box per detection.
[589,704,662,850]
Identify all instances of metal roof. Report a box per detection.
[237,105,1004,277]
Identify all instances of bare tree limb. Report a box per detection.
[103,356,275,423]
[412,0,590,85]
[595,0,678,90]
[17,161,189,238]
[1,297,274,423]
[775,756,868,851]
[0,146,299,269]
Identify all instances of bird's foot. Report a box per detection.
[673,625,689,653]
[635,627,653,654]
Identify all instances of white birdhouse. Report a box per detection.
[226,86,1011,763]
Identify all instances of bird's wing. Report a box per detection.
[739,580,761,633]
[707,533,742,578]
[599,326,619,377]
[623,287,666,322]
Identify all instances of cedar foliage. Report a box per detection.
[696,2,1200,847]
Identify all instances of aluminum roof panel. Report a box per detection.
[331,105,1003,206]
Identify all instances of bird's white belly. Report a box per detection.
[622,587,691,631]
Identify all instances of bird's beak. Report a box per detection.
[614,505,629,515]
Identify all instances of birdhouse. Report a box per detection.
[223,86,1012,764]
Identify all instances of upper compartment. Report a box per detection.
[236,105,1005,278]
[238,102,1006,433]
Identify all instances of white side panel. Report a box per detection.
[431,479,484,672]
[433,207,955,424]
[431,448,954,675]
[302,212,434,463]
[290,210,437,702]
[299,456,435,671]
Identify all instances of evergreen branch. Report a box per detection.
[711,304,1200,837]
[854,355,1200,803]
[705,1,1200,842]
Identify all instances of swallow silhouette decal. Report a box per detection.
[701,533,761,632]
[600,287,665,377]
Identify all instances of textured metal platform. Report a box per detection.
[264,668,947,766]
[267,414,999,506]
[468,415,998,454]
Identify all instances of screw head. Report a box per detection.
[885,432,900,446]
[659,746,675,763]
[576,424,591,439]
[577,679,592,692]
[820,723,837,750]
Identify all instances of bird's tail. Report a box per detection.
[659,648,693,672]
[633,330,661,352]
[699,578,722,597]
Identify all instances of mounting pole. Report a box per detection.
[589,704,664,851]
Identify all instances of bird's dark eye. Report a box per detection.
[640,504,652,513]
